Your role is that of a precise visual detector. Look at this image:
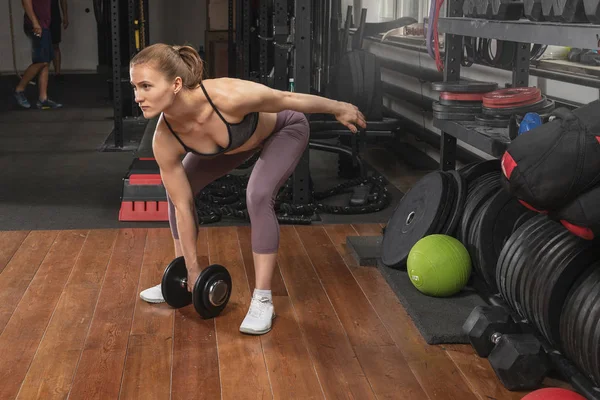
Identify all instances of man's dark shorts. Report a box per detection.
[50,17,61,45]
[24,27,54,64]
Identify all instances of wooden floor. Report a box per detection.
[0,224,555,400]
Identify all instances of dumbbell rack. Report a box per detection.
[434,2,600,170]
[433,2,600,398]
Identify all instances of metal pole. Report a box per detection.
[439,0,462,171]
[111,0,123,148]
[228,0,236,77]
[292,0,311,204]
[272,0,289,91]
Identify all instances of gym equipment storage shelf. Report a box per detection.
[433,119,510,157]
[438,17,600,49]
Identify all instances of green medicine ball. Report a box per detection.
[407,234,471,297]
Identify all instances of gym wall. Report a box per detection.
[148,0,207,51]
[0,0,207,74]
[1,0,99,73]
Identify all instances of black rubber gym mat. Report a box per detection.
[376,260,487,344]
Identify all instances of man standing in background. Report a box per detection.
[50,0,69,80]
[14,0,63,109]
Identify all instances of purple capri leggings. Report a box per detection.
[168,110,310,254]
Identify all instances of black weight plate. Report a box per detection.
[433,101,482,113]
[529,232,583,342]
[474,189,533,293]
[500,207,553,316]
[561,264,600,382]
[443,170,468,237]
[495,214,547,313]
[460,159,501,188]
[193,264,232,319]
[458,172,501,244]
[457,161,480,177]
[560,266,595,376]
[161,256,193,308]
[482,97,555,116]
[466,192,491,286]
[431,80,498,93]
[474,114,510,128]
[581,268,600,385]
[381,171,448,269]
[439,98,483,106]
[436,172,457,234]
[532,232,598,347]
[433,110,478,121]
[516,221,566,325]
[511,209,537,234]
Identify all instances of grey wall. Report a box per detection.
[149,0,207,50]
[0,0,208,73]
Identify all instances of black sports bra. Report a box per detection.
[162,82,260,157]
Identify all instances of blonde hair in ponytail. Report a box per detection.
[130,43,205,89]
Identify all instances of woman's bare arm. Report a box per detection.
[152,129,200,274]
[227,79,367,133]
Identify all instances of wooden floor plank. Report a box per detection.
[332,224,479,400]
[209,227,272,400]
[277,226,376,400]
[354,345,428,399]
[324,224,428,399]
[0,230,88,400]
[444,344,528,400]
[295,225,394,347]
[68,229,147,400]
[237,226,288,296]
[0,231,59,333]
[172,228,221,400]
[0,230,29,273]
[16,230,118,400]
[120,228,176,400]
[238,231,323,399]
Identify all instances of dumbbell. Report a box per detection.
[161,256,232,319]
[463,306,550,391]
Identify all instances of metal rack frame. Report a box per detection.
[435,8,600,170]
[434,5,600,397]
[292,0,312,204]
[110,0,149,149]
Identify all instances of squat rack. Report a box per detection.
[109,0,149,149]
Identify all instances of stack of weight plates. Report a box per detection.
[481,87,555,123]
[431,80,498,122]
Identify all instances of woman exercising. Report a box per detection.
[132,43,366,335]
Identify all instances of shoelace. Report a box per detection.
[248,297,271,319]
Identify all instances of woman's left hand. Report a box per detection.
[334,102,367,134]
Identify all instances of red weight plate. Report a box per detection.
[483,94,543,109]
[440,91,485,101]
[482,87,541,106]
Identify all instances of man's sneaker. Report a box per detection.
[36,98,63,109]
[239,296,275,335]
[14,91,30,109]
[140,284,165,303]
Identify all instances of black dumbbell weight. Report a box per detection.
[463,305,521,357]
[193,264,232,318]
[161,256,232,319]
[488,333,550,391]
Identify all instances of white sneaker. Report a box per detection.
[140,284,165,303]
[239,296,276,335]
